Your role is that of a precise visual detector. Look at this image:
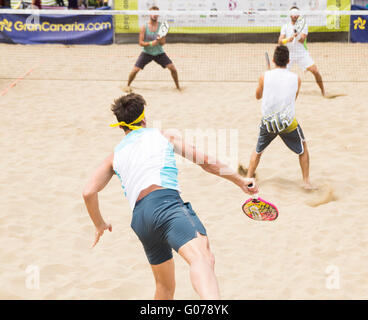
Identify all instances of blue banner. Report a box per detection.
[0,11,113,44]
[351,5,368,43]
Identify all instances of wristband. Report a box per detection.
[282,38,288,45]
[149,41,153,46]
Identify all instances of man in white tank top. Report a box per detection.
[279,6,326,97]
[82,93,258,300]
[242,46,316,190]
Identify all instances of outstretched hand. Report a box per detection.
[92,222,112,248]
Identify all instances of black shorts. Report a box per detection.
[135,52,173,70]
[256,122,306,155]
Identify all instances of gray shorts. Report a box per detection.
[256,122,306,155]
[131,189,207,265]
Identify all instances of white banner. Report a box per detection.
[139,0,328,27]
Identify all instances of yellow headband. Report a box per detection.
[110,109,145,130]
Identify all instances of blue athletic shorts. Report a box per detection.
[131,189,207,265]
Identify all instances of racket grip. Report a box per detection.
[247,183,259,200]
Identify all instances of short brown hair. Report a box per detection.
[149,5,159,10]
[273,45,289,67]
[111,93,146,130]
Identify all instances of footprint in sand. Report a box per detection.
[301,90,347,99]
[237,164,257,178]
[323,93,347,99]
[119,85,133,93]
[305,183,337,207]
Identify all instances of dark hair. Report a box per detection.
[273,45,289,67]
[149,5,159,10]
[111,93,146,130]
[290,6,299,10]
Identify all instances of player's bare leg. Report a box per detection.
[150,258,176,300]
[166,63,180,90]
[124,66,141,93]
[178,233,219,300]
[299,141,317,190]
[246,151,262,179]
[307,64,325,96]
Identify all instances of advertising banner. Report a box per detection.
[350,5,368,43]
[0,12,113,44]
[114,0,351,34]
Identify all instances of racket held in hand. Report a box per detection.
[157,21,170,38]
[242,196,278,221]
[265,52,271,70]
[293,15,306,43]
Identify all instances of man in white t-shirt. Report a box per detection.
[279,6,326,97]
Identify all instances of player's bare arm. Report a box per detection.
[279,33,296,45]
[162,130,258,195]
[157,35,166,46]
[296,76,302,100]
[256,74,264,100]
[278,34,287,45]
[298,33,307,44]
[82,153,114,247]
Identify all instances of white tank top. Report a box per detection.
[261,68,298,121]
[113,128,180,210]
[281,22,309,58]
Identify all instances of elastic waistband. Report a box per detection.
[134,188,180,208]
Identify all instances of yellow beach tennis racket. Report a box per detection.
[242,195,278,221]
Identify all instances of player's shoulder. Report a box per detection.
[161,129,184,145]
[287,70,300,82]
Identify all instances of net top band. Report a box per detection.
[0,9,367,16]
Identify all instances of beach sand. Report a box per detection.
[1,43,368,299]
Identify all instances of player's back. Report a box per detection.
[113,128,179,210]
[262,68,298,118]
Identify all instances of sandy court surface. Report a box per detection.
[1,42,368,300]
[1,42,368,82]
